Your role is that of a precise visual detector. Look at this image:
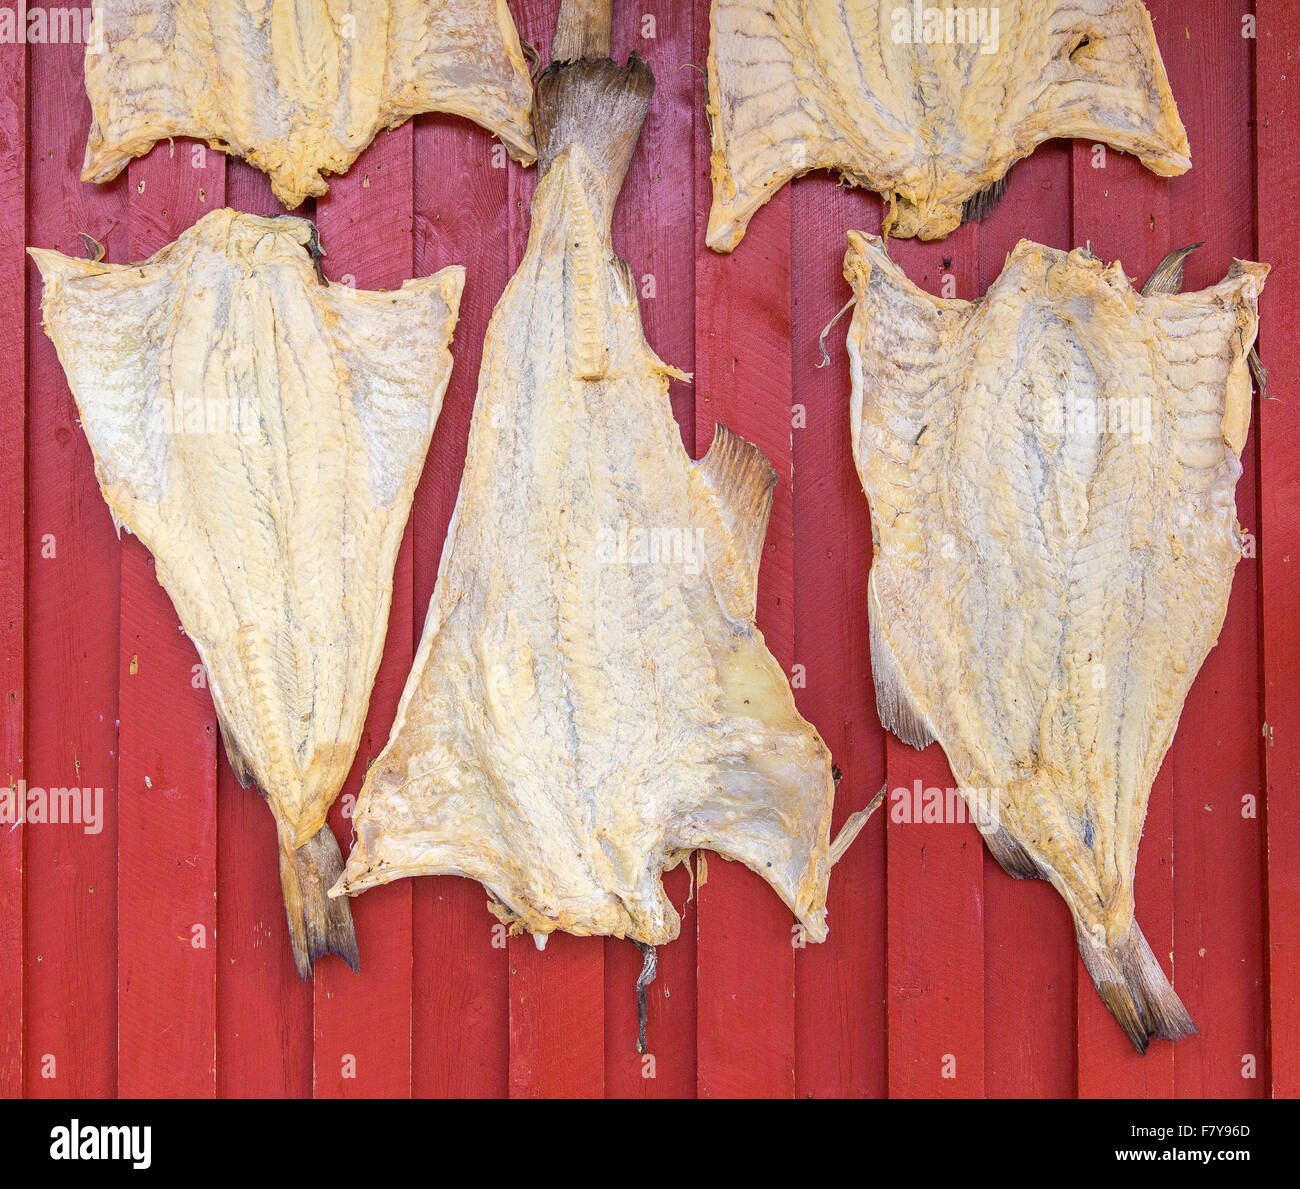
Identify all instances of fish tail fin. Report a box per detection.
[534,53,654,200]
[1075,919,1196,1053]
[277,821,360,981]
[984,825,1041,880]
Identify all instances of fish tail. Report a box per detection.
[1075,919,1196,1053]
[534,53,654,202]
[277,821,360,981]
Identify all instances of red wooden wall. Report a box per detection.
[0,0,1295,1098]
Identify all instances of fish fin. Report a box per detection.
[1075,919,1196,1053]
[984,826,1042,880]
[869,601,934,750]
[534,54,653,200]
[551,0,613,61]
[278,821,360,980]
[829,784,885,865]
[213,707,256,789]
[1140,242,1202,295]
[693,423,777,620]
[960,173,1009,225]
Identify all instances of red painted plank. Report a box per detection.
[603,0,699,1100]
[24,34,124,1099]
[976,145,1078,1100]
[311,124,416,1099]
[1255,0,1300,1100]
[214,162,314,1099]
[410,113,511,1098]
[119,144,224,1097]
[693,7,797,1101]
[883,229,986,1100]
[1162,7,1265,1100]
[501,0,606,1100]
[0,4,25,1100]
[790,176,886,1099]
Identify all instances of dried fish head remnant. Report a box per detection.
[707,0,1190,249]
[331,46,842,962]
[30,209,465,977]
[846,232,1266,1051]
[82,0,536,208]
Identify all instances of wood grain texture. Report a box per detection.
[1162,8,1265,1100]
[0,1,25,1100]
[692,0,798,1100]
[1255,0,1300,1101]
[411,112,511,1099]
[24,35,125,1099]
[310,122,416,1100]
[119,141,224,1098]
[791,176,885,1099]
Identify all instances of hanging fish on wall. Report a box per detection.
[81,0,537,208]
[844,231,1267,1050]
[30,209,465,977]
[706,0,1190,249]
[330,0,858,1052]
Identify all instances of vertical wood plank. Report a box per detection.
[24,34,125,1099]
[1162,5,1265,1100]
[790,177,886,1099]
[503,0,607,1100]
[1255,0,1300,1101]
[410,112,511,1098]
[120,143,224,1097]
[0,2,25,1099]
[884,227,985,1101]
[603,0,699,1099]
[976,145,1078,1099]
[213,164,314,1100]
[311,124,416,1099]
[692,2,796,1101]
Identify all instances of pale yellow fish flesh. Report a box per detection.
[30,209,464,976]
[846,232,1266,1051]
[707,0,1190,249]
[332,54,839,951]
[82,0,536,208]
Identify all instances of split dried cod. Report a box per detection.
[82,0,536,208]
[846,233,1266,1050]
[706,0,1190,249]
[30,209,464,976]
[332,49,840,967]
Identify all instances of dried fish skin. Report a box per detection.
[707,0,1190,249]
[30,209,464,975]
[846,232,1266,1050]
[82,0,536,208]
[332,54,839,949]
